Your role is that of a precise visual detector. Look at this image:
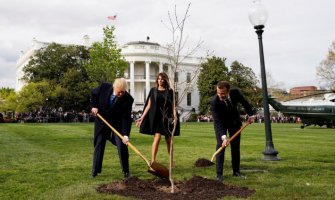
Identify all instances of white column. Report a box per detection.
[159,62,163,73]
[130,61,135,98]
[145,61,150,97]
[168,64,172,78]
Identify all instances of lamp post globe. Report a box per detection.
[249,0,279,161]
[249,0,268,27]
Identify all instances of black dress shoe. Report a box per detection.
[91,172,98,178]
[123,172,130,179]
[216,174,223,182]
[233,172,246,179]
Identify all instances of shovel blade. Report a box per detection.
[147,161,169,178]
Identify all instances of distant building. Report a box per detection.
[16,38,203,120]
[16,38,49,92]
[289,86,318,97]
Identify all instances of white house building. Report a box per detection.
[16,38,203,120]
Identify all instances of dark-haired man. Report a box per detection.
[211,81,255,182]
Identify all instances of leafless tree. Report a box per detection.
[162,3,204,193]
[317,41,335,89]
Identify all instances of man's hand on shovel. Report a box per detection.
[221,135,229,147]
[122,136,129,145]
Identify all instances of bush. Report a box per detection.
[186,113,198,122]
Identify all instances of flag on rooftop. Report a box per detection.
[107,15,117,20]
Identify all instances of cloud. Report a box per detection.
[0,0,334,90]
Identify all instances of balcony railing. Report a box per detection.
[134,75,145,79]
[133,75,157,80]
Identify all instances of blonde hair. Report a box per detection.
[113,78,128,91]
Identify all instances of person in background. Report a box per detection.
[135,72,180,165]
[211,81,255,182]
[90,78,134,179]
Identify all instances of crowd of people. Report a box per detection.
[13,110,93,123]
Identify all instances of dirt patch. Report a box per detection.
[194,158,215,167]
[97,176,255,200]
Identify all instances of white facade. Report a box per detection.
[16,39,203,120]
[16,38,50,92]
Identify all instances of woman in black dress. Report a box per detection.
[135,72,180,164]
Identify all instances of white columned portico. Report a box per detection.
[130,61,135,98]
[145,61,150,97]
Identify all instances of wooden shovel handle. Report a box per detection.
[210,121,251,162]
[97,113,151,167]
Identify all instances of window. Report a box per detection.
[175,91,179,103]
[186,72,191,83]
[163,65,169,73]
[187,92,192,106]
[174,72,178,83]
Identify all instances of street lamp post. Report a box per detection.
[249,0,279,161]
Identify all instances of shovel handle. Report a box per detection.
[96,113,151,167]
[210,121,250,162]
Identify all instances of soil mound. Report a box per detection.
[194,158,215,167]
[97,176,255,200]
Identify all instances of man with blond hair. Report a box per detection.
[90,78,134,179]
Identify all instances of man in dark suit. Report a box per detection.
[211,81,255,182]
[90,78,134,179]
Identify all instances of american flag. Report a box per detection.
[107,15,117,20]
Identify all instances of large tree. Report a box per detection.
[15,81,53,113]
[0,88,16,112]
[0,87,15,99]
[317,41,335,89]
[84,25,128,84]
[229,61,260,107]
[20,42,91,113]
[58,68,91,111]
[197,57,260,114]
[22,43,89,84]
[197,56,229,114]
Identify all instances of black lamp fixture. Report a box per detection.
[248,0,279,161]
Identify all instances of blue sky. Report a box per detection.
[1,0,334,90]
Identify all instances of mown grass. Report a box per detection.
[0,122,334,200]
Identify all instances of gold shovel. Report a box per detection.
[97,113,169,178]
[210,121,251,162]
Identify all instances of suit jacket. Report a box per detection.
[211,88,253,136]
[90,82,134,136]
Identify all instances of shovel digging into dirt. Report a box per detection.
[195,122,251,167]
[97,113,169,178]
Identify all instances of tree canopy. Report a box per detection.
[0,87,16,112]
[317,41,335,89]
[197,56,229,114]
[84,25,128,84]
[197,57,260,114]
[229,61,260,106]
[23,43,89,84]
[20,42,92,113]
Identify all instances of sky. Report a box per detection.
[1,0,334,91]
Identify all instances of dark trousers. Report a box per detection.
[92,127,129,175]
[215,126,241,175]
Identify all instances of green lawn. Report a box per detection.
[0,122,334,199]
